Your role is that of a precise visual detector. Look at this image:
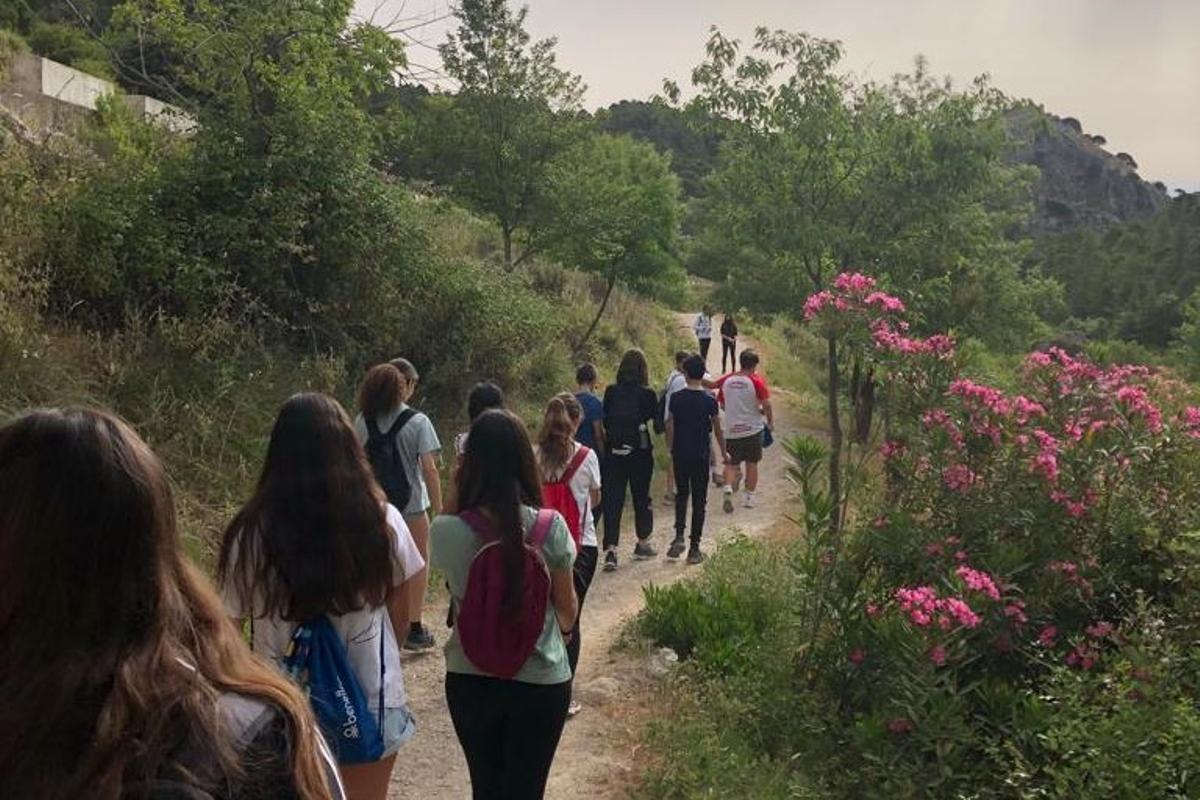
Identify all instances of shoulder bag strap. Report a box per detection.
[559,446,590,485]
[529,508,556,549]
[387,408,418,437]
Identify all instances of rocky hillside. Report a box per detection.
[1005,106,1170,234]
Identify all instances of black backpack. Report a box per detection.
[606,385,646,451]
[365,410,417,509]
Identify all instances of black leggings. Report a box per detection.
[445,673,571,800]
[566,545,598,675]
[698,337,712,361]
[673,457,709,545]
[602,449,654,549]
[722,338,737,372]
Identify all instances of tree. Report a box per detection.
[676,28,1033,533]
[437,0,585,269]
[538,134,681,352]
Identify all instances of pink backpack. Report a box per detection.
[456,508,556,679]
[541,446,590,549]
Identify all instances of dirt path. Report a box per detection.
[388,316,804,799]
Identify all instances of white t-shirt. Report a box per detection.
[694,313,713,339]
[541,442,602,548]
[221,504,424,711]
[717,371,771,439]
[354,406,442,515]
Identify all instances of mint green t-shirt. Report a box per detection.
[430,506,576,685]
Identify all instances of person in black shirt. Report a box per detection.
[601,349,659,571]
[666,355,726,564]
[720,314,739,373]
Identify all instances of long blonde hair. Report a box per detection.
[536,392,583,480]
[0,409,334,799]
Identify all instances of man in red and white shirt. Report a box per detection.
[715,349,773,512]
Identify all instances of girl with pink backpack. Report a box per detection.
[430,409,578,800]
[536,393,602,716]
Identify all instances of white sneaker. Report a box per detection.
[743,493,756,509]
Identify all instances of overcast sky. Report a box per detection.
[354,0,1200,192]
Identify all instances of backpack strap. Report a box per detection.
[557,446,590,485]
[386,408,418,437]
[529,508,556,549]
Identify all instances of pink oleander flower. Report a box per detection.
[925,541,944,557]
[1013,395,1045,423]
[833,272,876,293]
[864,291,906,313]
[1038,625,1058,647]
[956,565,1001,600]
[1115,384,1164,432]
[866,602,882,619]
[949,379,1012,416]
[1182,406,1200,439]
[1066,643,1098,670]
[880,440,906,460]
[929,645,947,666]
[849,648,866,665]
[939,596,982,629]
[942,464,976,494]
[954,550,969,562]
[887,717,915,734]
[1085,621,1114,639]
[803,290,834,320]
[1003,600,1028,625]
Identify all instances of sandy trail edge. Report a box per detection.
[388,315,810,799]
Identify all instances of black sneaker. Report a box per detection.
[686,545,707,565]
[723,492,735,514]
[403,624,436,651]
[633,540,658,560]
[603,550,618,572]
[666,536,686,560]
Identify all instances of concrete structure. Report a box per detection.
[0,52,193,135]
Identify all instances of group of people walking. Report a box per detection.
[0,325,773,800]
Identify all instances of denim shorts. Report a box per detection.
[381,704,417,757]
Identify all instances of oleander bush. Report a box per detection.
[638,273,1200,799]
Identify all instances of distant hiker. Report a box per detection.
[602,348,660,571]
[717,349,774,512]
[667,355,726,564]
[573,363,605,454]
[536,393,602,716]
[221,393,424,800]
[354,359,443,652]
[430,410,578,800]
[693,309,713,361]
[659,350,691,503]
[0,408,344,800]
[447,381,506,513]
[454,381,506,457]
[720,313,739,373]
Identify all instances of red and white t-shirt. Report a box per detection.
[717,371,770,439]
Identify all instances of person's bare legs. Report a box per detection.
[341,753,397,800]
[404,511,430,629]
[745,461,759,493]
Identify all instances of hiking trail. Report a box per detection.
[388,315,808,799]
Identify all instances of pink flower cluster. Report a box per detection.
[895,586,982,630]
[1047,560,1094,594]
[955,565,1001,600]
[803,272,908,322]
[1183,407,1200,439]
[872,322,956,358]
[942,463,976,494]
[1003,599,1028,625]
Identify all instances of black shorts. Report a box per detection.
[727,431,764,465]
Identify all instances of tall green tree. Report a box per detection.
[676,28,1034,532]
[538,133,681,352]
[438,0,585,269]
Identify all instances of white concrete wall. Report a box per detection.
[38,56,114,111]
[1,53,193,133]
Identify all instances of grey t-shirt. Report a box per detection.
[355,405,442,514]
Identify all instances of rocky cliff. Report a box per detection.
[1006,106,1169,234]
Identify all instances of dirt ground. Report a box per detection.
[388,315,805,799]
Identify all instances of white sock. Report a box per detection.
[723,485,733,495]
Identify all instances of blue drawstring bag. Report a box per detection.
[283,616,386,765]
[763,426,775,449]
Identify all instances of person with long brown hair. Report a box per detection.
[601,348,660,571]
[0,407,342,800]
[220,393,423,800]
[536,393,601,717]
[354,358,443,651]
[431,409,578,799]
